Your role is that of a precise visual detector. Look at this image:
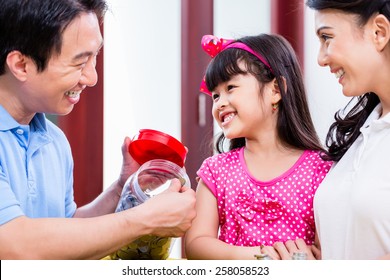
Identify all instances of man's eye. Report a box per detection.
[75,61,87,68]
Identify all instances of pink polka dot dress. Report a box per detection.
[197,147,332,246]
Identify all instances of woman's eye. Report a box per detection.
[320,34,331,42]
[212,93,220,101]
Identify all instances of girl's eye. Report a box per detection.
[212,93,220,101]
[227,85,236,91]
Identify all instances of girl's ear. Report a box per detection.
[6,51,29,82]
[271,77,285,103]
[372,14,390,52]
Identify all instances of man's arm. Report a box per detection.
[0,180,196,260]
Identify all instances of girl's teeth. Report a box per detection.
[223,113,235,123]
[224,114,233,122]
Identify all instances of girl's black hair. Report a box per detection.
[205,33,325,155]
[306,0,388,161]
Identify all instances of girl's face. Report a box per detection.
[211,62,278,140]
[314,9,387,97]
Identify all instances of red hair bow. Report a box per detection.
[200,34,273,95]
[201,35,235,58]
[200,35,235,95]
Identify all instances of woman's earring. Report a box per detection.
[272,103,279,113]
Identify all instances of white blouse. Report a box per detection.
[314,104,390,259]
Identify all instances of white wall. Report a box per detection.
[104,0,182,258]
[214,0,271,37]
[103,0,181,188]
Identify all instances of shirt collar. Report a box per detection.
[361,103,390,132]
[0,104,48,132]
[380,106,390,124]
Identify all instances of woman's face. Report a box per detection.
[314,9,386,97]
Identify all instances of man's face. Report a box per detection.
[18,12,103,121]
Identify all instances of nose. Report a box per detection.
[80,58,98,87]
[212,93,227,119]
[317,47,328,67]
[215,94,228,110]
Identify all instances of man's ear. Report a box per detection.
[372,14,390,52]
[6,51,29,81]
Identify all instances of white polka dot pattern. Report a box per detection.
[197,148,332,246]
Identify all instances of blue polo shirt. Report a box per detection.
[0,105,76,225]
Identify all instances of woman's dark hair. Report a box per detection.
[205,33,325,155]
[306,0,389,161]
[0,0,108,75]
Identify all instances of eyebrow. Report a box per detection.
[316,26,333,36]
[72,42,104,61]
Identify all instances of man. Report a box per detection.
[0,0,196,259]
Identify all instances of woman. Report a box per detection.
[271,0,390,260]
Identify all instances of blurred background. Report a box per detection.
[56,0,350,258]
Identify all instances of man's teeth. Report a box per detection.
[335,69,345,79]
[65,91,81,98]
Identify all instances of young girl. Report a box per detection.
[184,34,332,259]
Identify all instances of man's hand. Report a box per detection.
[117,137,140,188]
[137,178,196,237]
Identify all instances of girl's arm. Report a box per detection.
[184,179,260,260]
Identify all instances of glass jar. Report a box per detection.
[110,159,191,260]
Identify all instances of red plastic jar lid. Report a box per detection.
[129,129,187,167]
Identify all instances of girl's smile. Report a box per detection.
[219,111,236,127]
